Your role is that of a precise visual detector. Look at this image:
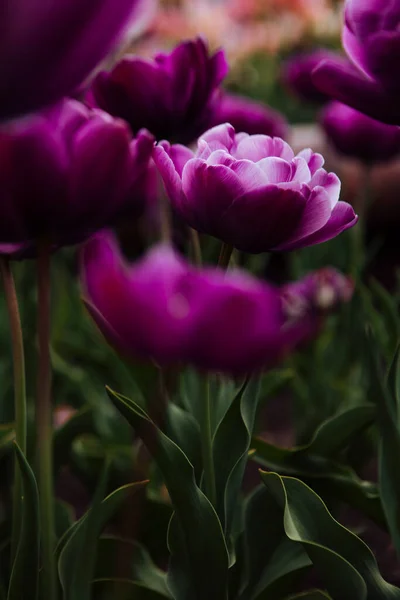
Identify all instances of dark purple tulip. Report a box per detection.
[89,37,228,143]
[321,101,400,164]
[0,0,153,120]
[208,92,288,138]
[312,0,400,125]
[81,232,300,375]
[0,99,154,248]
[153,123,358,254]
[281,49,343,104]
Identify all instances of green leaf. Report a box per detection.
[57,479,148,598]
[92,579,169,600]
[95,536,171,598]
[252,407,384,527]
[367,340,400,557]
[213,377,261,534]
[7,443,40,600]
[241,485,311,600]
[0,424,15,459]
[165,403,201,480]
[260,472,400,600]
[305,406,375,458]
[387,344,400,423]
[55,501,75,540]
[369,278,400,356]
[59,461,109,600]
[285,592,332,600]
[106,387,229,600]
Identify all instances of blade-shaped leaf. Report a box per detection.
[252,406,384,528]
[95,536,171,598]
[92,578,169,599]
[213,377,261,534]
[241,485,311,600]
[260,472,400,600]
[367,337,400,557]
[57,478,148,599]
[285,592,332,599]
[7,443,40,600]
[106,387,229,600]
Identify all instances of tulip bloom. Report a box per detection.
[281,49,343,104]
[0,0,152,120]
[282,266,354,344]
[0,99,154,248]
[312,0,400,125]
[209,93,288,138]
[82,232,298,374]
[321,101,400,164]
[153,124,357,254]
[89,38,228,143]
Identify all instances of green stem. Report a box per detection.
[218,243,234,270]
[189,228,202,266]
[1,259,27,563]
[199,376,216,506]
[36,242,57,600]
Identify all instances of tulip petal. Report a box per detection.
[273,186,334,251]
[221,185,307,253]
[153,144,186,206]
[278,201,358,251]
[312,59,400,125]
[235,135,294,162]
[181,160,245,230]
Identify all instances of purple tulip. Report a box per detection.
[82,232,309,374]
[0,0,153,120]
[208,92,288,138]
[281,49,343,104]
[320,101,400,164]
[282,266,354,344]
[312,0,400,125]
[89,37,228,144]
[153,123,358,254]
[0,99,154,248]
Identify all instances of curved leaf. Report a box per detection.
[260,472,400,600]
[285,592,332,600]
[7,443,40,600]
[58,478,148,600]
[367,338,400,557]
[241,485,311,600]
[252,406,384,528]
[106,387,229,600]
[92,578,169,600]
[95,536,171,598]
[213,377,261,534]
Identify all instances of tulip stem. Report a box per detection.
[218,243,234,269]
[190,228,202,266]
[199,375,216,506]
[36,241,57,600]
[0,258,27,563]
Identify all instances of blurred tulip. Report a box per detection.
[321,101,400,164]
[209,92,288,138]
[282,49,344,104]
[313,0,400,124]
[89,37,228,143]
[0,99,154,249]
[82,231,292,374]
[153,123,357,254]
[0,0,153,120]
